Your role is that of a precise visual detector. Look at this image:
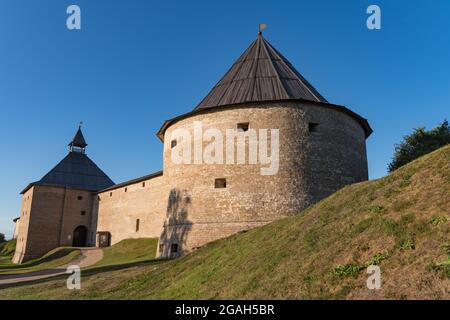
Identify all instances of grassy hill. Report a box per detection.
[0,239,16,257]
[0,239,16,268]
[0,242,80,276]
[89,238,158,269]
[1,145,449,299]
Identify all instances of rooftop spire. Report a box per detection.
[68,122,87,153]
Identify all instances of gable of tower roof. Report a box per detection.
[21,152,115,194]
[21,125,115,194]
[69,127,88,148]
[40,152,114,189]
[195,33,328,110]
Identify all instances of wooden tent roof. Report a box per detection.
[157,33,372,140]
[195,32,327,110]
[21,129,114,194]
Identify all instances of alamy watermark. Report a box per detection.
[367,5,381,30]
[66,5,81,30]
[66,265,81,290]
[366,265,381,290]
[65,5,381,31]
[170,121,279,176]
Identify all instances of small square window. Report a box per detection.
[215,178,227,188]
[125,187,128,192]
[142,182,145,187]
[110,192,113,197]
[170,243,178,253]
[237,122,249,132]
[135,219,140,232]
[77,196,83,200]
[308,123,319,133]
[171,139,177,148]
[81,211,86,216]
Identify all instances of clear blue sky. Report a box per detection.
[1,0,449,237]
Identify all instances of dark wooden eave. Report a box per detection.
[156,99,373,141]
[97,170,163,193]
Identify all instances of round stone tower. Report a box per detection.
[156,32,372,257]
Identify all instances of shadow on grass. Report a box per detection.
[0,248,78,271]
[0,257,170,291]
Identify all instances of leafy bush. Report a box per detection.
[0,233,5,244]
[388,120,450,172]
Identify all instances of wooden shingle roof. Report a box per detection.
[195,33,327,110]
[21,152,115,194]
[21,128,114,194]
[156,33,372,139]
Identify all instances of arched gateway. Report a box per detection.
[73,225,88,247]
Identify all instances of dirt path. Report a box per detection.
[0,248,103,286]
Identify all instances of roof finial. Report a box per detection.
[258,23,267,35]
[69,122,88,153]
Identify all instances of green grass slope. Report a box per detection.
[0,239,16,257]
[0,239,16,267]
[0,247,80,275]
[1,145,449,299]
[90,238,158,269]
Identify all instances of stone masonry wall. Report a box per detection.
[158,101,368,257]
[58,188,96,247]
[13,185,65,263]
[96,175,168,245]
[12,219,20,239]
[12,185,96,263]
[12,187,34,263]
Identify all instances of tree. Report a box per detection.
[0,233,5,244]
[388,119,450,172]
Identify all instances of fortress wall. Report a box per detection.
[301,103,368,200]
[12,187,34,263]
[89,197,100,246]
[12,219,20,239]
[96,174,168,245]
[12,185,65,263]
[58,189,96,247]
[158,221,270,257]
[158,102,368,257]
[12,186,96,263]
[12,101,368,262]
